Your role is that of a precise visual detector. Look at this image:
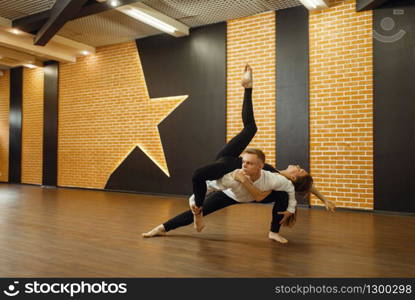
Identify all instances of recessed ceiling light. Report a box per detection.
[25,64,37,69]
[10,28,22,35]
[298,0,328,10]
[81,50,90,56]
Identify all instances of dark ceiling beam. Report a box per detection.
[34,0,88,46]
[12,10,51,34]
[356,0,390,11]
[12,0,142,36]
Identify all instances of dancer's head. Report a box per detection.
[284,165,313,196]
[285,165,307,178]
[241,148,265,176]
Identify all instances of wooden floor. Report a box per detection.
[0,184,414,277]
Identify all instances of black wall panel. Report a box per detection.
[106,23,227,195]
[9,67,23,183]
[374,1,415,212]
[43,61,59,186]
[276,7,310,204]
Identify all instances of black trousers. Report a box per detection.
[183,88,290,232]
[192,88,257,207]
[163,190,289,233]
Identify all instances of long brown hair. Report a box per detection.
[281,174,313,228]
[293,174,313,198]
[282,211,297,227]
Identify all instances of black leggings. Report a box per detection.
[192,88,257,208]
[163,190,289,233]
[182,88,289,232]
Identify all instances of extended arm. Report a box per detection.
[310,185,335,212]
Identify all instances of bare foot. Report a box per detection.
[142,224,166,238]
[193,212,205,232]
[268,231,288,244]
[241,64,253,88]
[190,204,205,232]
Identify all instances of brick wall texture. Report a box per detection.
[227,11,276,167]
[22,67,44,184]
[309,0,373,209]
[58,42,186,188]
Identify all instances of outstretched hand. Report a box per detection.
[324,200,336,212]
[190,204,202,215]
[278,210,294,225]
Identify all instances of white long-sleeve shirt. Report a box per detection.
[189,169,297,213]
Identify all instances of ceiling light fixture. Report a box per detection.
[109,0,119,7]
[306,0,317,9]
[117,3,189,37]
[298,0,329,10]
[24,64,37,69]
[123,8,177,33]
[10,28,22,35]
[81,50,90,56]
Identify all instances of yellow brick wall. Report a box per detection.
[59,42,186,188]
[57,3,374,210]
[227,11,276,167]
[0,70,9,182]
[309,0,374,209]
[22,67,44,184]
